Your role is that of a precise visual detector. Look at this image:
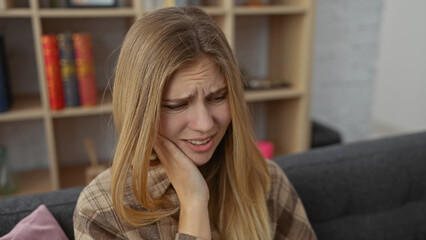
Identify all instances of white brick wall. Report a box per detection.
[311,0,383,142]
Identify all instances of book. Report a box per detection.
[0,35,12,113]
[57,32,80,107]
[73,33,98,107]
[42,34,65,111]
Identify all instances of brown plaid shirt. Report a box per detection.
[73,160,317,240]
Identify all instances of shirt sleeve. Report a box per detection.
[175,233,207,240]
[268,161,318,240]
[73,203,126,240]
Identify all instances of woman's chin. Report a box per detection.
[187,152,214,167]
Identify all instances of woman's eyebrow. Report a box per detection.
[207,86,228,97]
[162,94,195,103]
[163,86,228,102]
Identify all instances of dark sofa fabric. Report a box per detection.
[0,186,84,239]
[275,131,426,240]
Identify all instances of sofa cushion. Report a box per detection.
[0,205,68,240]
[275,131,426,240]
[0,186,84,239]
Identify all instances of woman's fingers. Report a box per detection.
[154,134,209,204]
[154,134,191,173]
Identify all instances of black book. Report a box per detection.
[0,35,12,112]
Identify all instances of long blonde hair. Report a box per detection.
[111,7,271,239]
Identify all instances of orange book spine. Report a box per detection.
[73,33,97,107]
[42,35,65,111]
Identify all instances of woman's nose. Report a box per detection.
[189,103,214,133]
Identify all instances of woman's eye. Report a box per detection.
[211,95,226,102]
[163,104,186,111]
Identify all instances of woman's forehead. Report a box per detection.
[163,57,227,98]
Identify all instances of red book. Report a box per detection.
[73,33,97,107]
[42,35,65,111]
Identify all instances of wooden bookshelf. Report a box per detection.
[0,0,315,193]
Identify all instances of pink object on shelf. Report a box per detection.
[257,141,275,159]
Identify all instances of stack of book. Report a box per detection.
[0,35,12,113]
[42,32,98,111]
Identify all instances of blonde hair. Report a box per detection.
[111,7,271,239]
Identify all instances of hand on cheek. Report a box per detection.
[154,134,212,239]
[154,134,209,205]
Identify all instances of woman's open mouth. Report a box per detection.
[184,135,215,152]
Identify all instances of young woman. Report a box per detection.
[73,7,317,240]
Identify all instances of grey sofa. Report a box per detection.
[1,131,426,239]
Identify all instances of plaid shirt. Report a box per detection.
[73,160,317,240]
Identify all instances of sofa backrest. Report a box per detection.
[0,186,84,239]
[275,131,426,240]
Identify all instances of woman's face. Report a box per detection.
[159,57,231,166]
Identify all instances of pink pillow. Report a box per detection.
[0,205,68,240]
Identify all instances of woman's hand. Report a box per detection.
[154,134,211,240]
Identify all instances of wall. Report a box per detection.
[372,0,426,138]
[310,0,383,143]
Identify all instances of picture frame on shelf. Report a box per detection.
[66,0,117,8]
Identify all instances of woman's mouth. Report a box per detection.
[186,137,211,145]
[184,136,215,152]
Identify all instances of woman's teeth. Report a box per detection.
[187,138,211,145]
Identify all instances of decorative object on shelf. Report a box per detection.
[245,79,289,90]
[73,33,98,107]
[42,35,66,111]
[84,138,107,184]
[257,140,275,159]
[244,0,267,7]
[66,0,117,8]
[0,146,18,196]
[57,32,80,107]
[0,35,12,113]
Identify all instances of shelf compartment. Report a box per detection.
[265,98,310,155]
[0,95,43,122]
[0,168,52,198]
[0,165,91,198]
[39,8,136,18]
[14,168,53,197]
[59,163,94,189]
[53,115,115,181]
[245,87,302,102]
[50,93,112,118]
[235,14,310,91]
[234,6,307,15]
[0,9,32,18]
